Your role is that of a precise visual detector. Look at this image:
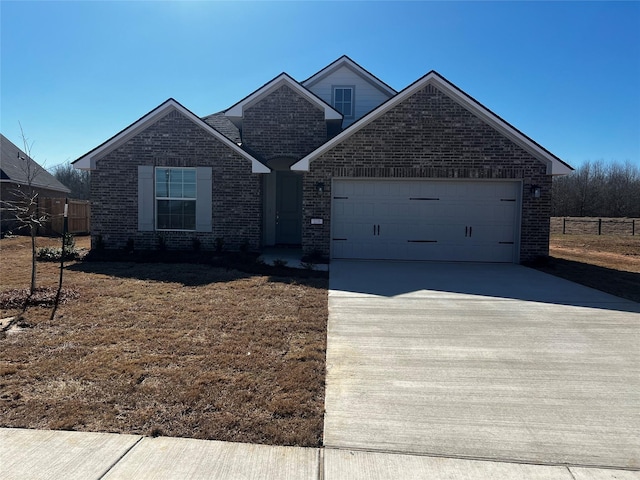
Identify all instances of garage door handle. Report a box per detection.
[377,224,380,235]
[469,226,472,237]
[373,224,380,236]
[465,226,468,237]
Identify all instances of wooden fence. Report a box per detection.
[38,198,91,235]
[550,217,637,236]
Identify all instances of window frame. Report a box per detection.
[332,85,355,119]
[155,167,197,232]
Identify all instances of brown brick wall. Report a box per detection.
[242,85,327,161]
[302,83,552,263]
[91,109,262,251]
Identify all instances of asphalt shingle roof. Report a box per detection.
[201,112,241,144]
[0,134,71,193]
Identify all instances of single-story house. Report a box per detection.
[1,133,72,233]
[73,56,573,263]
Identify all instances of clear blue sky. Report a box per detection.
[1,1,639,171]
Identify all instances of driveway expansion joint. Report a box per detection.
[323,445,640,472]
[97,435,144,480]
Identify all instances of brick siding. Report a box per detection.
[89,82,554,263]
[242,85,327,162]
[90,109,261,251]
[302,83,552,263]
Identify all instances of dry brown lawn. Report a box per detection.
[0,236,327,446]
[2,232,636,445]
[538,234,640,303]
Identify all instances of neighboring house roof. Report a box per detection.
[224,72,343,125]
[0,134,71,193]
[302,55,397,97]
[73,99,270,173]
[292,71,573,175]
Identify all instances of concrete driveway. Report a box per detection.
[325,261,640,469]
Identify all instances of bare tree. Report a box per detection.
[52,162,90,200]
[0,126,49,294]
[604,160,640,217]
[552,159,640,217]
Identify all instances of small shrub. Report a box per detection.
[36,235,81,262]
[192,236,201,252]
[273,258,288,268]
[63,233,76,251]
[308,249,324,261]
[301,261,316,270]
[36,246,61,262]
[156,235,167,251]
[302,249,329,264]
[94,235,105,251]
[214,237,225,253]
[124,238,135,253]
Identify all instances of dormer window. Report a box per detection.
[333,86,354,118]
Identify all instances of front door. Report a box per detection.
[275,172,302,244]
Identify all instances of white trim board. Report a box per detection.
[73,99,270,174]
[302,55,397,97]
[292,71,572,176]
[224,73,342,122]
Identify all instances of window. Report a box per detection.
[155,168,196,230]
[333,86,354,118]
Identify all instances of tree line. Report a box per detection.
[552,160,640,217]
[51,162,90,200]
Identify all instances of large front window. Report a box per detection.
[155,168,196,230]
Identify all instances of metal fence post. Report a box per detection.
[598,218,602,235]
[563,218,566,234]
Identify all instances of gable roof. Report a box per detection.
[0,134,71,193]
[292,71,573,175]
[302,55,397,97]
[224,72,343,123]
[73,99,270,173]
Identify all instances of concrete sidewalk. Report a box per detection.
[1,428,638,480]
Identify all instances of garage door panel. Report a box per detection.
[468,225,513,244]
[406,224,439,242]
[331,180,520,262]
[405,242,438,260]
[353,202,375,218]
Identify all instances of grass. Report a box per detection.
[0,235,327,446]
[536,234,640,303]
[1,232,637,446]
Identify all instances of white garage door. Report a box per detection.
[331,179,520,262]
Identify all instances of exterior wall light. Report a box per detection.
[531,185,541,198]
[315,182,325,194]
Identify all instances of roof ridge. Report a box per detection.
[224,72,341,121]
[292,70,572,175]
[301,55,397,95]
